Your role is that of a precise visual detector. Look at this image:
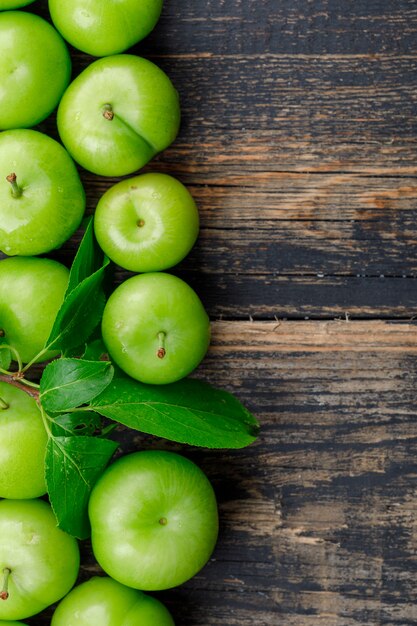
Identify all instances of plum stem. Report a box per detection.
[6,173,22,198]
[0,568,11,600]
[159,517,168,525]
[0,397,8,410]
[0,373,39,401]
[157,332,166,359]
[0,344,22,375]
[0,330,4,338]
[102,104,114,121]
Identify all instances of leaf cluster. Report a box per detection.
[22,221,259,538]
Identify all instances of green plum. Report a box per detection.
[0,621,27,625]
[0,11,71,129]
[49,0,164,57]
[89,451,218,590]
[57,54,180,176]
[101,272,210,384]
[0,382,47,499]
[0,1,35,7]
[0,499,79,620]
[0,256,69,364]
[51,576,175,626]
[94,173,199,272]
[0,129,86,256]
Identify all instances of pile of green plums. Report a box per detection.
[0,1,210,386]
[0,0,219,623]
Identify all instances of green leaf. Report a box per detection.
[83,338,110,362]
[51,412,103,437]
[62,344,87,359]
[91,375,259,449]
[45,435,118,539]
[66,217,104,295]
[44,258,110,354]
[41,219,110,356]
[61,330,109,361]
[40,358,114,412]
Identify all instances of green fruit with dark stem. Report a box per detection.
[101,272,210,384]
[94,172,199,272]
[0,11,71,129]
[0,256,69,364]
[57,55,180,177]
[48,0,164,57]
[89,451,218,591]
[0,129,86,256]
[51,576,175,626]
[0,382,47,499]
[0,499,79,620]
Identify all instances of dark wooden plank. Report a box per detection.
[142,0,417,56]
[137,273,417,320]
[148,54,417,175]
[49,169,417,318]
[197,321,417,626]
[59,170,415,278]
[185,220,417,276]
[39,241,417,321]
[146,172,417,225]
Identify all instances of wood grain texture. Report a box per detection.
[190,321,417,626]
[146,53,417,175]
[142,0,417,56]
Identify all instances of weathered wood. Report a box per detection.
[190,321,417,626]
[210,319,417,352]
[142,0,417,56]
[135,53,417,175]
[148,273,417,319]
[56,167,417,319]
[79,172,417,275]
[149,172,417,224]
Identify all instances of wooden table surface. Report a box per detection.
[24,1,417,624]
